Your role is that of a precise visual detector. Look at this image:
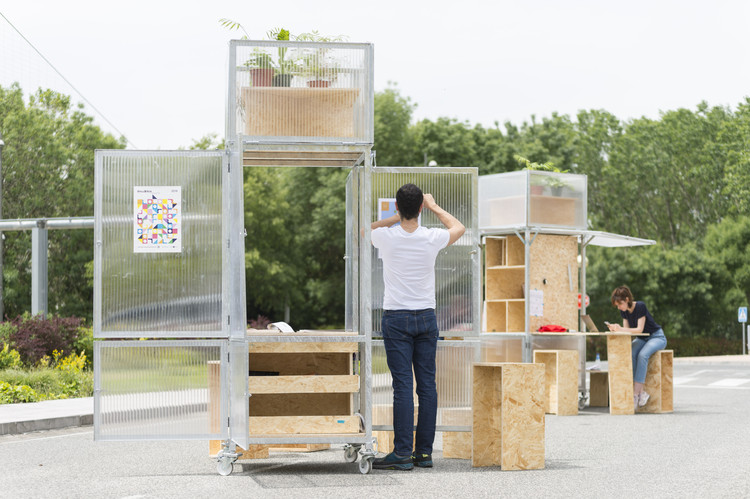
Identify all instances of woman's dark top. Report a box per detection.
[620,301,662,336]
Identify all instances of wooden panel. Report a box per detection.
[485,237,506,267]
[444,432,472,459]
[507,301,526,332]
[472,363,545,469]
[249,375,359,394]
[249,415,360,435]
[487,268,525,300]
[589,371,609,407]
[533,351,556,413]
[607,335,634,415]
[528,234,579,332]
[528,196,576,226]
[486,301,507,333]
[210,440,270,459]
[249,352,350,376]
[472,365,502,467]
[248,342,358,354]
[500,364,545,470]
[642,350,673,414]
[208,360,221,436]
[242,87,359,137]
[507,235,525,266]
[249,393,351,416]
[556,350,579,416]
[661,351,673,412]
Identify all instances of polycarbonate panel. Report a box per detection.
[479,170,587,230]
[229,340,249,449]
[345,168,359,332]
[94,150,224,338]
[480,333,524,362]
[370,167,480,337]
[94,340,227,440]
[372,339,479,429]
[228,40,374,144]
[532,334,587,391]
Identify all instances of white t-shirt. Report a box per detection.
[371,225,450,310]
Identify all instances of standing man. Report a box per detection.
[370,183,465,470]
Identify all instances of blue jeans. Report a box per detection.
[632,329,667,384]
[382,309,439,457]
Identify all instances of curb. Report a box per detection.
[1,414,93,436]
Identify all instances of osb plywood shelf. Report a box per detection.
[248,415,360,435]
[242,87,359,138]
[249,374,359,394]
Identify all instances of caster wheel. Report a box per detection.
[217,458,234,476]
[344,445,360,463]
[359,457,373,474]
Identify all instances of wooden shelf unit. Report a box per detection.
[484,234,578,333]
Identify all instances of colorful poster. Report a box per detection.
[378,198,421,225]
[134,186,181,253]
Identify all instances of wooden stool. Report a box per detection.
[533,350,579,415]
[472,363,545,470]
[589,371,609,407]
[640,350,673,413]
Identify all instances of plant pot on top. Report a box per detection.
[250,69,274,87]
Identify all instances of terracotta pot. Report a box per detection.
[530,185,544,195]
[250,69,274,87]
[307,80,330,88]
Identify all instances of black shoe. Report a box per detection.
[372,451,414,471]
[412,452,433,468]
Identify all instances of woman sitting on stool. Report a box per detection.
[607,285,667,411]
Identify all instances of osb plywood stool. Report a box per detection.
[472,363,545,470]
[640,350,673,413]
[533,350,579,416]
[589,371,609,407]
[606,334,637,415]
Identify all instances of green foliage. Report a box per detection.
[0,83,124,319]
[0,344,22,370]
[0,381,40,404]
[704,216,750,304]
[0,322,16,347]
[373,83,416,166]
[74,327,94,369]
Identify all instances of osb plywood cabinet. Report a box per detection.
[210,331,362,458]
[485,234,578,333]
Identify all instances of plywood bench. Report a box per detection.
[640,350,673,413]
[472,363,545,470]
[533,350,579,415]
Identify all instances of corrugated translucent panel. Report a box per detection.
[372,339,479,429]
[370,167,480,337]
[229,340,249,449]
[345,169,359,332]
[531,334,586,390]
[94,151,224,338]
[479,170,588,230]
[228,40,374,144]
[480,333,525,362]
[94,340,227,440]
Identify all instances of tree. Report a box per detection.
[373,83,416,166]
[0,84,124,319]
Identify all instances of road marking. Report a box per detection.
[708,378,750,387]
[678,384,750,390]
[673,377,696,385]
[0,430,90,445]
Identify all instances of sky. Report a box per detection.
[1,0,750,150]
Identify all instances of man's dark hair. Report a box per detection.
[396,183,423,220]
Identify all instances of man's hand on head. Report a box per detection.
[423,194,437,211]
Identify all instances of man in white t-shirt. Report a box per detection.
[370,183,465,471]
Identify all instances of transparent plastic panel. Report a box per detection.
[370,168,479,337]
[229,340,249,449]
[480,333,525,362]
[479,171,587,229]
[345,168,359,332]
[94,151,224,338]
[229,40,374,144]
[94,340,227,441]
[372,339,479,429]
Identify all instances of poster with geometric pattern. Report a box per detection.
[133,186,181,253]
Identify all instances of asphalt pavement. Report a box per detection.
[0,356,749,498]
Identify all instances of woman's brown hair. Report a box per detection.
[611,285,634,306]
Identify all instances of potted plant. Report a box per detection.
[267,28,298,87]
[295,30,347,87]
[514,154,570,195]
[245,50,276,87]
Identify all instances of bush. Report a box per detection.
[0,322,16,347]
[586,335,743,360]
[0,344,22,370]
[9,314,83,366]
[0,381,40,404]
[74,326,94,369]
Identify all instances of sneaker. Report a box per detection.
[633,394,639,412]
[412,452,433,468]
[372,451,414,471]
[638,391,650,407]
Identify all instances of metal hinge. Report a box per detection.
[227,315,231,325]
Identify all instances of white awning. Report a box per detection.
[480,225,656,248]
